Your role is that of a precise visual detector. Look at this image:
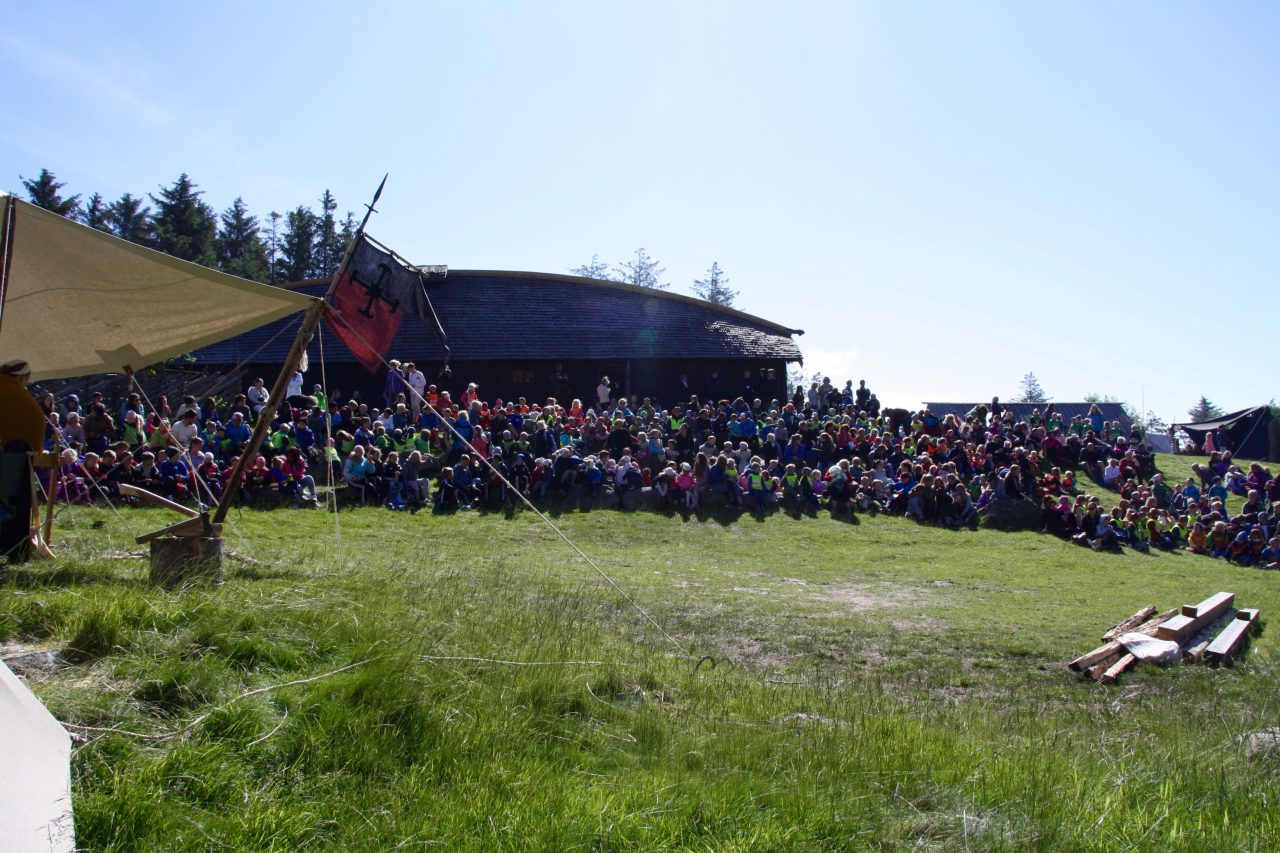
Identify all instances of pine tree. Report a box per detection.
[1014,372,1049,403]
[614,247,668,289]
[278,205,318,283]
[80,192,111,231]
[264,212,284,283]
[21,168,80,217]
[313,189,342,278]
[570,254,614,280]
[1186,396,1224,423]
[150,174,217,265]
[216,197,269,282]
[692,262,738,307]
[107,192,153,245]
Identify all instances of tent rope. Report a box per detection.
[317,322,342,561]
[329,309,690,659]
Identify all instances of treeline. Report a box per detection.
[16,168,354,285]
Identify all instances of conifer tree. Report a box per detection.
[337,211,357,260]
[21,168,80,217]
[692,262,738,307]
[264,212,283,283]
[614,247,668,289]
[1014,372,1049,403]
[278,205,318,283]
[80,192,111,231]
[1186,396,1224,423]
[313,190,344,278]
[107,192,153,245]
[150,174,217,265]
[570,254,614,280]
[216,197,269,282]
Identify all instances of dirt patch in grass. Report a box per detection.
[809,582,927,610]
[1,642,69,679]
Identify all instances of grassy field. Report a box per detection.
[2,456,1277,851]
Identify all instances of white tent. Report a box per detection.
[0,659,74,852]
[0,193,317,380]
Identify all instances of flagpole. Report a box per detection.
[210,176,387,525]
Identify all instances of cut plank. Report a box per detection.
[1099,653,1137,685]
[1180,610,1236,663]
[1155,592,1235,642]
[1101,605,1158,642]
[1205,608,1261,664]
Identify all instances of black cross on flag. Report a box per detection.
[326,235,438,372]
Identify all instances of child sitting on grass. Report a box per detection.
[1262,535,1280,569]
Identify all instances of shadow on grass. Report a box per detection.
[0,564,149,590]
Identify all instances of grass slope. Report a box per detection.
[2,456,1277,851]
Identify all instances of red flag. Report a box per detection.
[325,235,433,372]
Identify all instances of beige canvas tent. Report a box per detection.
[0,193,317,380]
[0,192,321,849]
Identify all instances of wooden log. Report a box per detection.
[118,483,200,518]
[149,536,224,588]
[1101,605,1158,642]
[1098,653,1137,685]
[1155,592,1235,642]
[1070,641,1123,672]
[1180,610,1236,663]
[1205,609,1260,665]
[1086,650,1126,680]
[1068,609,1177,672]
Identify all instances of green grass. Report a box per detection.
[3,455,1278,851]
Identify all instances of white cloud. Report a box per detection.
[799,346,861,383]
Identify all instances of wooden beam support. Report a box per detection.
[1155,592,1235,642]
[118,483,200,518]
[136,515,221,545]
[212,299,326,525]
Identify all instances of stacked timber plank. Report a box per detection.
[1068,593,1263,685]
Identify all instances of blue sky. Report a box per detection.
[3,2,1276,422]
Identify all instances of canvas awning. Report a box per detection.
[0,193,317,381]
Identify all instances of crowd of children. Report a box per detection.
[34,371,1279,569]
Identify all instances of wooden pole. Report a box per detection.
[212,299,325,524]
[211,175,386,525]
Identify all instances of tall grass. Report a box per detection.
[3,466,1277,850]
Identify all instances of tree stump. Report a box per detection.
[149,536,224,588]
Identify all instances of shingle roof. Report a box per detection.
[192,270,803,366]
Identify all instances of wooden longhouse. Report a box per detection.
[191,271,804,407]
